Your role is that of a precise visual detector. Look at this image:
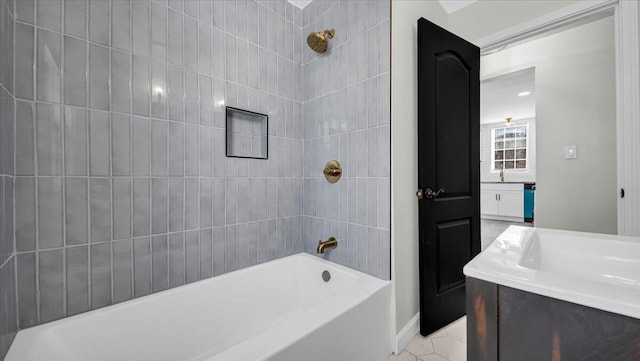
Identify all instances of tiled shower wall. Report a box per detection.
[11,0,305,330]
[0,0,17,358]
[301,1,391,279]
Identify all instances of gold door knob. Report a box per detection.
[416,189,424,199]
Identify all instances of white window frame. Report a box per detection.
[490,123,529,173]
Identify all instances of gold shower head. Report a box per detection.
[307,29,335,53]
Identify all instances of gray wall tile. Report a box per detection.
[16,0,34,24]
[184,70,198,123]
[185,230,198,282]
[66,245,89,316]
[89,45,110,111]
[36,103,63,176]
[151,178,168,234]
[65,178,88,245]
[199,75,212,125]
[113,239,132,303]
[64,107,88,176]
[113,179,132,240]
[151,2,167,61]
[90,178,112,242]
[183,16,198,71]
[213,178,225,226]
[212,0,223,29]
[198,23,211,76]
[38,177,64,249]
[9,0,391,331]
[91,242,112,309]
[0,257,17,358]
[132,55,150,116]
[168,178,184,232]
[151,60,167,118]
[89,0,110,46]
[168,9,183,66]
[15,101,34,175]
[14,23,34,99]
[0,178,13,263]
[225,224,238,272]
[111,50,131,114]
[168,0,182,12]
[112,0,131,51]
[168,232,184,288]
[133,237,151,297]
[198,0,211,25]
[132,0,149,56]
[185,124,199,176]
[199,228,212,278]
[64,0,86,39]
[111,114,131,176]
[89,110,110,176]
[64,36,87,107]
[37,0,61,32]
[133,178,151,237]
[152,235,168,292]
[199,178,212,228]
[132,117,151,176]
[213,226,225,276]
[2,6,14,94]
[199,126,212,177]
[17,253,37,328]
[183,0,196,18]
[212,29,225,80]
[151,120,168,176]
[168,122,184,176]
[39,248,64,323]
[184,178,198,230]
[15,177,36,251]
[168,65,184,121]
[301,0,390,279]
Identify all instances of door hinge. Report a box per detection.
[416,189,424,200]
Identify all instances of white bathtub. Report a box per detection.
[464,226,640,319]
[6,253,392,361]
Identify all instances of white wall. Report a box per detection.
[482,16,617,234]
[390,0,617,339]
[390,0,448,333]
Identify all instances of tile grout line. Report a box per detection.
[60,0,67,319]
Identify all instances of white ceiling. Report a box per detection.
[437,0,478,14]
[481,68,535,124]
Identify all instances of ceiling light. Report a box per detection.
[517,91,531,97]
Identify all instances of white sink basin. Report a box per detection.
[519,229,640,287]
[464,226,640,319]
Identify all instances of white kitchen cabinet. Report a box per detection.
[480,183,524,221]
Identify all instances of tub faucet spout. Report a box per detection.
[317,237,338,254]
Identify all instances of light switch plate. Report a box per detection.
[565,145,577,159]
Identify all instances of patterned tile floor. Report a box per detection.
[389,316,467,361]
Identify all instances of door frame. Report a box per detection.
[474,0,640,236]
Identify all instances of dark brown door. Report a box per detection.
[417,18,481,336]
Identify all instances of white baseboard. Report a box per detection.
[393,313,420,355]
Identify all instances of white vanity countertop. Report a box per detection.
[464,226,640,319]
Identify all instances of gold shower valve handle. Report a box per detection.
[323,160,342,184]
